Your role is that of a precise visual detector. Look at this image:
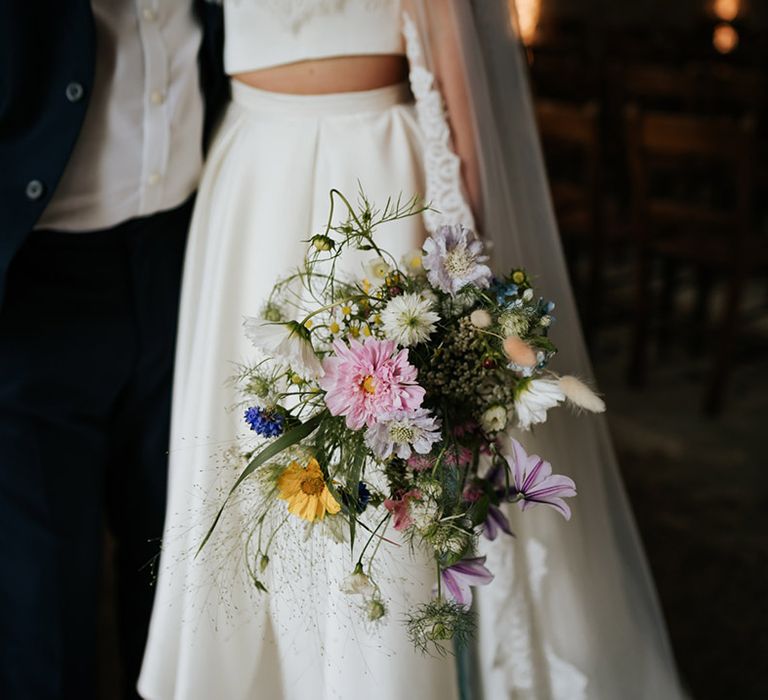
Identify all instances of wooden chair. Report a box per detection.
[535,98,604,342]
[624,104,764,414]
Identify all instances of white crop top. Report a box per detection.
[224,0,405,74]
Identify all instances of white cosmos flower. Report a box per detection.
[380,293,440,347]
[514,378,565,430]
[243,318,324,379]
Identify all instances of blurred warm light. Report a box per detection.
[712,23,739,53]
[510,0,542,46]
[713,0,740,22]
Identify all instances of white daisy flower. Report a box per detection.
[380,293,440,347]
[401,248,425,275]
[243,318,324,379]
[514,378,565,430]
[365,257,392,280]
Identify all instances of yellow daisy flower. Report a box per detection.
[277,458,340,522]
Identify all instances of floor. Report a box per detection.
[587,265,768,700]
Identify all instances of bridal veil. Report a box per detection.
[408,1,687,697]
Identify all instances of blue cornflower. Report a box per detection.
[356,481,371,513]
[492,280,519,306]
[343,481,372,514]
[243,406,285,437]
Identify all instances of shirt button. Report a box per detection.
[65,82,84,103]
[26,179,45,200]
[150,90,166,105]
[142,7,157,22]
[147,172,162,186]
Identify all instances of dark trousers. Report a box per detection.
[0,199,192,700]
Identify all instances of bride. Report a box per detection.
[139,1,686,698]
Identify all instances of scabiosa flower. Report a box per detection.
[244,318,324,380]
[380,293,440,347]
[243,406,285,437]
[365,408,442,460]
[422,224,493,296]
[440,556,494,607]
[505,438,576,519]
[514,378,565,430]
[319,338,425,430]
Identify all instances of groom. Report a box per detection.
[0,3,227,699]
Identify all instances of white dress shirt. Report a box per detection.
[37,1,205,232]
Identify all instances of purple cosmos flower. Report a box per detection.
[483,505,514,541]
[440,556,494,607]
[506,438,577,519]
[422,224,493,296]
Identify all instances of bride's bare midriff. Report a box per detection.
[232,55,409,95]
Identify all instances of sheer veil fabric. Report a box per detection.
[407,1,687,698]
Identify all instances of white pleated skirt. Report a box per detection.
[138,82,460,700]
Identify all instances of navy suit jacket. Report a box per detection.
[0,0,228,301]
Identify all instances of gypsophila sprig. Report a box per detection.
[201,187,604,653]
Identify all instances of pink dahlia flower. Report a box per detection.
[319,338,425,430]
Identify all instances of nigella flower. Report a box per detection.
[440,556,494,607]
[244,318,324,380]
[365,408,441,460]
[380,292,440,347]
[422,224,493,296]
[243,406,285,437]
[505,438,576,520]
[514,378,565,430]
[483,505,514,541]
[319,338,425,430]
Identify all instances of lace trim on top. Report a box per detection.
[402,13,475,232]
[241,0,395,32]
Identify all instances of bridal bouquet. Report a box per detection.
[203,190,604,652]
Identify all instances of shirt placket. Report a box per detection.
[137,0,170,215]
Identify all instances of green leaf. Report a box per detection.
[528,334,557,354]
[196,412,325,556]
